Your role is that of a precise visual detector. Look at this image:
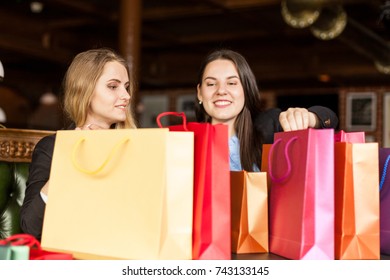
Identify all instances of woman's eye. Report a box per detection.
[108,85,117,90]
[206,83,216,87]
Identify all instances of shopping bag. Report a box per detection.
[379,148,390,255]
[335,141,380,259]
[0,244,29,260]
[0,234,73,260]
[41,128,194,260]
[230,171,268,254]
[260,144,272,191]
[157,112,231,260]
[334,130,365,143]
[268,128,334,260]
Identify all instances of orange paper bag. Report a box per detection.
[334,142,380,259]
[230,171,268,254]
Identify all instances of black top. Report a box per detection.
[255,105,338,144]
[20,106,338,240]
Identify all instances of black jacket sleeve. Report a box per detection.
[20,134,56,240]
[307,105,339,129]
[254,106,339,144]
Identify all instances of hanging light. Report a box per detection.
[0,60,4,81]
[281,0,320,28]
[0,107,6,123]
[30,1,44,13]
[310,6,347,40]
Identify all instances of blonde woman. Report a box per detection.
[21,48,137,239]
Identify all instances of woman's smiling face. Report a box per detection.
[197,59,245,128]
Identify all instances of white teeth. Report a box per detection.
[215,101,231,106]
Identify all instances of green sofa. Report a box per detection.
[0,128,54,239]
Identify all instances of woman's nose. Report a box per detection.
[217,84,227,94]
[120,87,131,100]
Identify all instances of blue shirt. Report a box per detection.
[229,135,259,172]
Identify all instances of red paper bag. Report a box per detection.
[267,128,334,260]
[157,112,231,260]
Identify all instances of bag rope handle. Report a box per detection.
[156,112,188,131]
[380,155,390,191]
[0,234,41,249]
[268,136,298,184]
[71,137,129,175]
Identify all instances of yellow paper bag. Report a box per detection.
[41,129,194,260]
[230,171,268,254]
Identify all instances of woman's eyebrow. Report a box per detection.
[204,75,239,81]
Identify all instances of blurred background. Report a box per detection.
[0,0,390,143]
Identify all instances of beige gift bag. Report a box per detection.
[41,129,194,260]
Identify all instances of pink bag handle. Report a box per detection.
[156,112,188,131]
[268,136,298,184]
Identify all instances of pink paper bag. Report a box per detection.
[334,130,365,143]
[268,128,334,260]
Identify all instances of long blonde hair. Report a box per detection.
[63,48,137,129]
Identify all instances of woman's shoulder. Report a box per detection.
[36,124,74,149]
[36,133,56,147]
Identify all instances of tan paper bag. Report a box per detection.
[41,129,194,260]
[230,171,268,254]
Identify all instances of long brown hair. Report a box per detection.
[63,48,137,129]
[195,49,263,171]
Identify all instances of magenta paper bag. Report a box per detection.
[379,148,390,255]
[268,128,335,260]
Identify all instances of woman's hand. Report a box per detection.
[279,107,319,131]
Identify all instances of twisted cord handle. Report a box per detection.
[268,136,298,184]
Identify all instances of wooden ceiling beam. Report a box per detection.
[142,5,225,21]
[44,0,116,20]
[0,33,73,64]
[210,0,280,9]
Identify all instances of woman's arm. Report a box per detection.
[307,105,339,129]
[254,106,339,144]
[20,134,56,240]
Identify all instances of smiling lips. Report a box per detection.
[214,100,232,107]
[115,104,128,109]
